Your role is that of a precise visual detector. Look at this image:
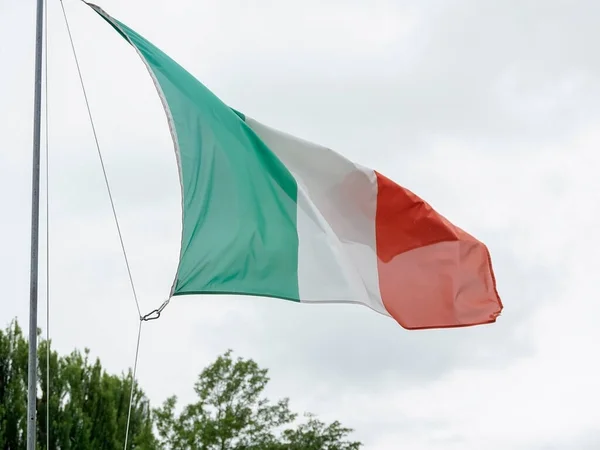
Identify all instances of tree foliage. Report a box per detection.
[154,350,362,450]
[0,320,156,450]
[0,321,361,450]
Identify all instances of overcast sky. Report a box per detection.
[1,0,599,448]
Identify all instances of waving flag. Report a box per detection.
[87,3,502,329]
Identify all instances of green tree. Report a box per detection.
[0,319,157,450]
[0,320,28,449]
[1,320,362,450]
[279,414,361,450]
[154,350,362,450]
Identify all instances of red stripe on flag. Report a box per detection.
[374,171,502,329]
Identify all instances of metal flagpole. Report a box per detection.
[27,0,46,447]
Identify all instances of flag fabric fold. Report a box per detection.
[87,3,503,329]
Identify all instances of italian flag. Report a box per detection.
[89,3,502,330]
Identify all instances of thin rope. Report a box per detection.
[44,0,51,447]
[58,4,175,447]
[123,320,143,450]
[59,0,142,318]
[58,5,165,448]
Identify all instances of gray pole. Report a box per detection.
[27,0,45,447]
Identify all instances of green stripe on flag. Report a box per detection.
[96,10,302,301]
